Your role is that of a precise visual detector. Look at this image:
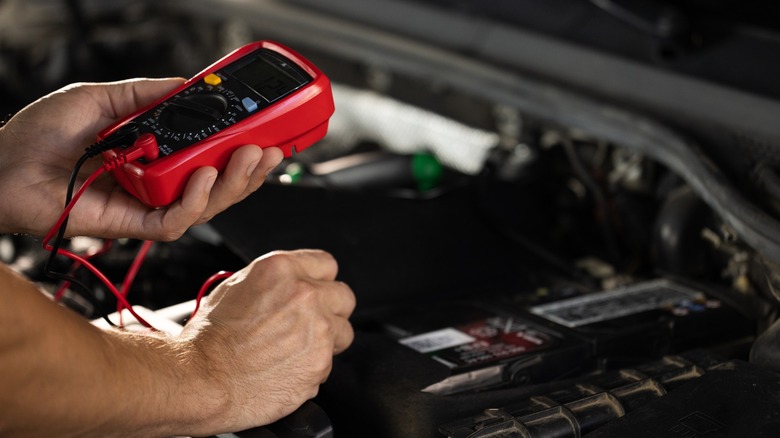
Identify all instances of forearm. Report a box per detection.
[0,264,223,437]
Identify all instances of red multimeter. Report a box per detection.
[98,41,334,207]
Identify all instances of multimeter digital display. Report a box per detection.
[99,41,334,208]
[229,52,305,101]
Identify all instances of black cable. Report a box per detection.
[44,126,136,277]
[44,125,140,324]
[43,152,91,278]
[50,271,117,328]
[42,152,118,326]
[45,147,113,322]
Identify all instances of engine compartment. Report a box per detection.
[2,1,780,436]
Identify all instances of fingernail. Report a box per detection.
[246,159,261,177]
[205,173,217,193]
[264,155,284,177]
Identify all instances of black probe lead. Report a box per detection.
[44,151,118,327]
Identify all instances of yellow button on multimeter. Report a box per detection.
[204,73,222,86]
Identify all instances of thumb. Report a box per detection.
[94,77,186,120]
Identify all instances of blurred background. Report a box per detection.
[3,1,780,437]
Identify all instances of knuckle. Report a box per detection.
[290,278,318,302]
[160,228,185,242]
[225,165,253,193]
[301,248,336,262]
[295,276,317,291]
[337,281,357,311]
[319,251,339,271]
[225,177,247,196]
[312,348,334,376]
[343,323,356,346]
[197,213,215,224]
[312,314,333,336]
[333,321,355,354]
[257,252,296,274]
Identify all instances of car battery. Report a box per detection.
[380,278,752,395]
[318,279,755,437]
[382,303,595,395]
[527,279,755,361]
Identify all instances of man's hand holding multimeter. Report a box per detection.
[0,41,354,438]
[0,40,333,240]
[98,40,334,208]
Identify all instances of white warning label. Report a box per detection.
[399,328,476,354]
[529,279,703,328]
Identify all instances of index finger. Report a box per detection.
[258,250,340,282]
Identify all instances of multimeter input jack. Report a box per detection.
[133,133,160,161]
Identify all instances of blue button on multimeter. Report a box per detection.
[242,97,258,113]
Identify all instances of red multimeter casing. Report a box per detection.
[98,41,334,208]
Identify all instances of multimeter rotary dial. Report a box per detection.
[145,86,245,149]
[161,93,228,132]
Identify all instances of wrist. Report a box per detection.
[102,329,231,437]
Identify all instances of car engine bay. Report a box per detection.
[2,0,780,436]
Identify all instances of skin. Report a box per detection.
[0,78,284,240]
[0,80,356,437]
